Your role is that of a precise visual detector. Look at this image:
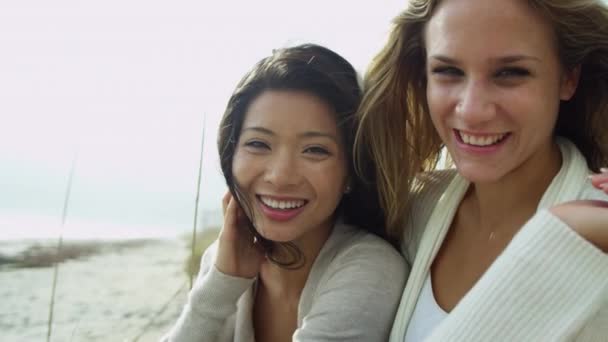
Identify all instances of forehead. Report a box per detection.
[242,90,339,136]
[425,0,557,60]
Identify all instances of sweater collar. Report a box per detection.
[538,137,590,208]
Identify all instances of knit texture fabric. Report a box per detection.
[163,223,408,342]
[390,138,608,342]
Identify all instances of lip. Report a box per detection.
[258,194,307,201]
[453,129,511,155]
[256,195,308,222]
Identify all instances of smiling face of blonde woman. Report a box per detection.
[424,0,579,184]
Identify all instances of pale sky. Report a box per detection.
[0,0,404,239]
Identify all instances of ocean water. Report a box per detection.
[0,210,223,239]
[0,210,222,259]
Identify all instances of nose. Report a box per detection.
[455,79,496,126]
[263,152,300,188]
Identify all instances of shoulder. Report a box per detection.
[326,224,407,275]
[402,169,457,255]
[312,224,408,300]
[294,226,408,341]
[410,169,457,211]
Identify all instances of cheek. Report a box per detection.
[231,150,256,187]
[312,161,348,201]
[426,83,451,130]
[507,88,560,134]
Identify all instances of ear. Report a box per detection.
[559,65,581,101]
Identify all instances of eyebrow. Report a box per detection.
[429,54,541,64]
[242,126,274,135]
[299,131,339,144]
[242,126,339,143]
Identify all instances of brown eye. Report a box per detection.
[431,66,464,77]
[303,146,330,156]
[495,67,530,78]
[244,140,270,150]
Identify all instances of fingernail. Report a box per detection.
[601,167,608,173]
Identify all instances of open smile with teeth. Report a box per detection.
[258,196,307,210]
[457,130,509,147]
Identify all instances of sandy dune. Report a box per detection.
[0,239,194,341]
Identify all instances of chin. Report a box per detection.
[456,164,506,184]
[255,226,297,243]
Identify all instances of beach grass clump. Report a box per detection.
[0,239,159,269]
[183,228,220,277]
[1,242,101,268]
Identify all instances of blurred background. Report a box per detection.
[0,0,403,340]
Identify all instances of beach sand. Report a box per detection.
[0,238,195,341]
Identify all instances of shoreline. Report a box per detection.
[0,238,177,269]
[0,238,191,341]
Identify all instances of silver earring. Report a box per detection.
[344,185,352,194]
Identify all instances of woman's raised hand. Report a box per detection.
[549,169,608,253]
[215,192,265,279]
[590,168,608,195]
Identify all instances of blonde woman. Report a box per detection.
[356,0,608,340]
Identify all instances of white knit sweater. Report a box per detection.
[390,138,608,341]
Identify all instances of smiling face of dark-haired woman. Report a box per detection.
[231,90,349,244]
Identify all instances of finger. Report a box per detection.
[224,196,238,227]
[235,204,249,223]
[219,197,242,243]
[222,192,232,216]
[590,173,608,192]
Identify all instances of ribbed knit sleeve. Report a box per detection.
[161,243,255,342]
[425,210,608,341]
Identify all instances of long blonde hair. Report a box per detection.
[355,0,608,241]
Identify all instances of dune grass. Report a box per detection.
[0,239,159,269]
[183,227,220,277]
[1,242,100,268]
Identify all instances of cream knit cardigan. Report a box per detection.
[390,139,608,341]
[163,223,407,342]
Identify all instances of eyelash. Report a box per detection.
[430,66,531,79]
[244,140,269,150]
[431,66,463,77]
[303,146,330,156]
[243,141,331,156]
[494,67,530,78]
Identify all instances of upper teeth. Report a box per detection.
[260,196,305,209]
[459,131,507,146]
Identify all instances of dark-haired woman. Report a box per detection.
[162,44,407,342]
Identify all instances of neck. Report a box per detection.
[257,220,334,300]
[464,141,562,234]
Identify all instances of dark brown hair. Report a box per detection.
[218,44,386,268]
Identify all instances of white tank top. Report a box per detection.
[403,274,448,342]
